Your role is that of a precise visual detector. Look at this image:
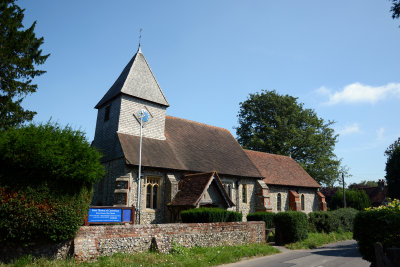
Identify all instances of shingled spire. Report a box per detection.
[95,46,169,109]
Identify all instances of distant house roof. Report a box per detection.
[169,172,234,207]
[117,116,263,178]
[95,45,169,109]
[244,150,321,188]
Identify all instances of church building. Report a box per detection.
[91,46,327,224]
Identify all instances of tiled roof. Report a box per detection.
[118,116,262,178]
[169,172,234,207]
[245,150,320,188]
[95,47,169,108]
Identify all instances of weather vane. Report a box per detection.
[138,28,143,46]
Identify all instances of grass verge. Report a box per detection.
[1,243,280,267]
[286,231,353,250]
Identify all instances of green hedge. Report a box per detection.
[0,123,104,245]
[308,211,340,233]
[274,211,308,245]
[308,208,358,233]
[331,208,358,232]
[330,189,370,210]
[353,201,400,262]
[180,207,242,223]
[247,212,275,228]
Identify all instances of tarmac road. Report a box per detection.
[220,240,370,267]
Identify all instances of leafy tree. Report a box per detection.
[391,0,400,21]
[330,189,370,210]
[236,90,340,186]
[0,0,49,130]
[0,122,104,245]
[385,137,400,199]
[349,180,378,188]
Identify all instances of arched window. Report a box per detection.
[145,176,160,209]
[146,184,152,208]
[242,184,247,203]
[153,185,158,209]
[301,194,305,211]
[277,193,282,211]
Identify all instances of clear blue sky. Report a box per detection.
[19,0,400,185]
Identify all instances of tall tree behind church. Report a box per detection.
[0,0,49,130]
[236,90,341,186]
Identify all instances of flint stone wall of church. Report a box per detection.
[133,169,168,225]
[268,185,319,213]
[74,221,265,262]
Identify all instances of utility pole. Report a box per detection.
[136,109,150,224]
[342,173,346,208]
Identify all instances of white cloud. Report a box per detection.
[376,127,384,141]
[316,86,331,96]
[338,123,361,136]
[320,82,400,105]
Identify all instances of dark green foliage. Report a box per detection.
[273,211,308,245]
[226,210,243,222]
[331,208,358,232]
[354,208,400,262]
[180,208,242,223]
[0,185,92,244]
[308,209,358,234]
[308,211,340,233]
[349,180,378,188]
[247,212,275,228]
[0,123,104,245]
[391,0,400,20]
[330,189,370,210]
[0,123,104,187]
[385,137,400,199]
[235,90,340,186]
[0,0,49,129]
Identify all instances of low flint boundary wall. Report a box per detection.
[74,221,265,262]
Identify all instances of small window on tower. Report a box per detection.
[104,105,111,122]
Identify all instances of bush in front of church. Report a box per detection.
[247,212,275,228]
[308,211,340,233]
[181,207,242,223]
[0,123,104,246]
[330,208,358,232]
[274,211,308,245]
[308,208,358,233]
[353,200,400,263]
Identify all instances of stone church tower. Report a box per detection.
[92,46,170,207]
[93,45,169,158]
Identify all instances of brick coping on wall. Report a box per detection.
[74,221,265,262]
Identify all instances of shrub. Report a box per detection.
[330,189,370,210]
[274,211,308,245]
[353,200,400,262]
[226,210,243,222]
[0,123,104,245]
[247,212,275,228]
[308,211,340,233]
[181,208,242,223]
[331,208,358,232]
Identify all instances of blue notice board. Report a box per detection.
[88,208,122,223]
[122,209,131,222]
